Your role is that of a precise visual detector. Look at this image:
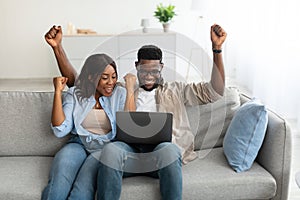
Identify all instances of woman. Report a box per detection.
[42,54,126,200]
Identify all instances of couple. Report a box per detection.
[42,24,227,200]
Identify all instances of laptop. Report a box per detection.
[116,111,173,145]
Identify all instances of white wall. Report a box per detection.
[2,0,300,125]
[1,0,211,79]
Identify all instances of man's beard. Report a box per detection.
[138,76,164,91]
[140,83,159,91]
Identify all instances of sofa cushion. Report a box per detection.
[186,87,241,150]
[0,156,52,200]
[120,148,276,199]
[0,91,69,156]
[0,148,276,200]
[223,99,268,172]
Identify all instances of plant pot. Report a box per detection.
[162,23,170,32]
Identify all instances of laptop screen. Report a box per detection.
[116,111,173,145]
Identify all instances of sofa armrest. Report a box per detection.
[240,94,292,200]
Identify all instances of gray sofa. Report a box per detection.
[0,88,291,200]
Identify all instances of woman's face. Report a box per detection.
[96,64,117,97]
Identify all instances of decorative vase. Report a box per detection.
[162,23,170,32]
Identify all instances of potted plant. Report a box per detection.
[154,3,176,32]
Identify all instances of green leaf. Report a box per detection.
[153,3,176,23]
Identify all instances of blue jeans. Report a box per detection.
[97,141,182,200]
[42,135,100,200]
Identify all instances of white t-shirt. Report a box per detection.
[136,88,157,112]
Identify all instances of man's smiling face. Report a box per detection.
[136,59,163,91]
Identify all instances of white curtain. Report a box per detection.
[208,0,300,128]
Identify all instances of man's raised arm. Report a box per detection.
[45,25,77,87]
[210,24,227,96]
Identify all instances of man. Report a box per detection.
[44,24,226,200]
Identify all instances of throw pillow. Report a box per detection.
[223,99,268,172]
[186,87,241,150]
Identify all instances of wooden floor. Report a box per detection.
[0,78,299,199]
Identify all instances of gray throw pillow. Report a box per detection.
[186,87,241,151]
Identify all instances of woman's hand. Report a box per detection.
[53,77,68,92]
[51,76,68,126]
[45,25,62,48]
